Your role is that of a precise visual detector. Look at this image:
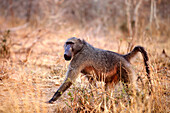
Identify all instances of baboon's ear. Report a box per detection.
[77,38,86,45]
[72,38,84,54]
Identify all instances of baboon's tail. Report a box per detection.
[124,46,152,94]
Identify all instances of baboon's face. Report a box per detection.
[64,37,84,61]
[64,41,73,61]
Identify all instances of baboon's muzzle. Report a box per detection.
[64,44,72,61]
[64,54,72,61]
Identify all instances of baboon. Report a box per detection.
[48,37,152,103]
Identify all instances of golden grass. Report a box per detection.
[0,17,169,113]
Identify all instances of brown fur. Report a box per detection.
[48,37,151,103]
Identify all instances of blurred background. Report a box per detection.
[0,0,169,38]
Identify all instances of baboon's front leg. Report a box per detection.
[48,68,80,103]
[48,79,72,103]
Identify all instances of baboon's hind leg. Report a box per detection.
[120,67,138,104]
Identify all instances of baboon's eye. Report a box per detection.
[66,42,74,45]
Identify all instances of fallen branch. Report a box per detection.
[5,23,29,32]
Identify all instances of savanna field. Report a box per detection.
[0,0,169,113]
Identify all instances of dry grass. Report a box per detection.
[0,6,169,112]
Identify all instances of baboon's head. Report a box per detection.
[64,37,84,61]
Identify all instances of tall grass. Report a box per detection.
[0,24,169,112]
